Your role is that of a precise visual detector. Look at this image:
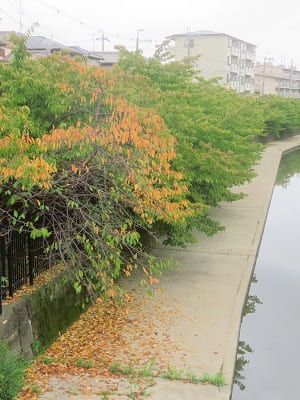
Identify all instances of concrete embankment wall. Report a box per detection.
[0,273,87,360]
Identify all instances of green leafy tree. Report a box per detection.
[259,95,300,139]
[113,45,265,244]
[0,35,205,295]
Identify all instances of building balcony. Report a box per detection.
[230,80,238,88]
[244,82,253,91]
[246,51,255,60]
[245,66,254,75]
[231,63,239,72]
[230,47,240,57]
[277,81,300,90]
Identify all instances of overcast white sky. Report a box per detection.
[0,0,300,67]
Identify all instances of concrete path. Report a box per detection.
[35,136,300,400]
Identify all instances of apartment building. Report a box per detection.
[167,30,256,94]
[255,63,300,98]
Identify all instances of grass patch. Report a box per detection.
[162,364,226,386]
[140,359,156,378]
[110,359,156,379]
[0,339,28,400]
[109,361,122,374]
[161,365,185,380]
[42,356,56,364]
[200,371,226,386]
[109,361,226,387]
[31,385,42,395]
[76,358,93,369]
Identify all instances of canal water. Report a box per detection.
[231,150,300,400]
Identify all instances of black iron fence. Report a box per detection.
[0,232,51,314]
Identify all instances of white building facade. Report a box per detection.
[167,30,256,94]
[255,63,300,98]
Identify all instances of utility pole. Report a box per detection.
[136,29,144,52]
[18,0,24,33]
[289,59,293,98]
[262,53,267,97]
[135,29,151,53]
[96,31,109,51]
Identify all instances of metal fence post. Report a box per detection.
[28,235,34,285]
[7,235,13,298]
[0,237,5,315]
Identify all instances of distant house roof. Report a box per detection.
[26,35,64,51]
[94,51,119,64]
[68,46,103,60]
[26,36,103,60]
[0,32,104,62]
[167,30,256,46]
[167,30,224,39]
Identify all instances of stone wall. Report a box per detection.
[0,273,88,360]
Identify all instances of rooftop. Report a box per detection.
[26,35,64,51]
[167,30,256,46]
[0,32,103,61]
[93,51,119,64]
[26,36,103,60]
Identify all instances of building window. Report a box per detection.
[228,37,232,48]
[232,39,239,48]
[231,55,238,65]
[230,72,238,82]
[184,39,194,48]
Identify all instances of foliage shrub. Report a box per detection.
[0,339,27,400]
[260,95,300,138]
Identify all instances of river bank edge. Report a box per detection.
[222,135,300,399]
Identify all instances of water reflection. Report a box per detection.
[233,274,262,393]
[231,149,300,400]
[276,150,300,187]
[242,275,262,318]
[233,341,253,391]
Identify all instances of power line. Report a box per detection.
[6,0,19,10]
[4,0,39,31]
[28,0,137,44]
[0,6,20,25]
[1,0,158,54]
